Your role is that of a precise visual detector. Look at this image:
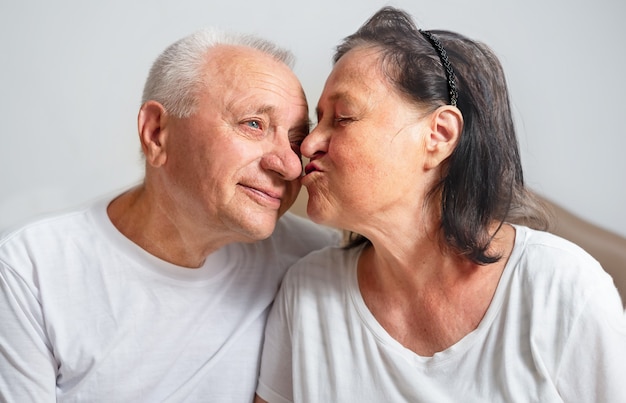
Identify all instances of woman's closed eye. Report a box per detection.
[334,116,354,126]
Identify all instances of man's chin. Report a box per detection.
[236,212,279,243]
[237,226,275,243]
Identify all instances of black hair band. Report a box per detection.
[419,30,458,107]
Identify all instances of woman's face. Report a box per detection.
[301,46,431,233]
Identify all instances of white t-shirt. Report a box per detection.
[0,193,339,402]
[258,225,626,403]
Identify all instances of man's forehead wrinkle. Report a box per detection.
[221,75,306,114]
[206,48,299,95]
[202,46,308,129]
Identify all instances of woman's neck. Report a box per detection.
[357,223,515,356]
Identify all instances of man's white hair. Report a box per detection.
[142,28,295,118]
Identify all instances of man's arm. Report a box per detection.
[0,261,57,400]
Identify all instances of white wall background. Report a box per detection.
[1,0,624,237]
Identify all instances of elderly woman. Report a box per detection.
[255,6,626,403]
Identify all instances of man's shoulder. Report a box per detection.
[0,196,110,259]
[1,210,85,246]
[273,212,341,248]
[254,213,340,269]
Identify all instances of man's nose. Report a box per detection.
[261,133,303,181]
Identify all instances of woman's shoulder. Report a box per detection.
[509,225,619,310]
[514,225,601,269]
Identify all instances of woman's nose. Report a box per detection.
[300,124,328,160]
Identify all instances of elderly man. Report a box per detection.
[0,28,338,401]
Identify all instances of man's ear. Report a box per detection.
[138,100,169,167]
[423,105,463,170]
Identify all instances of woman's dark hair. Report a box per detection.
[339,6,549,264]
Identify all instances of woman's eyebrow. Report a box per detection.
[316,91,358,118]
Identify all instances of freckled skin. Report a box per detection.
[301,46,430,236]
[299,46,517,359]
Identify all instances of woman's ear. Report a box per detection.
[137,100,169,167]
[423,105,463,169]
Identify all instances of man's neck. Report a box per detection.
[107,185,230,268]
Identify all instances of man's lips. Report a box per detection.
[239,184,283,207]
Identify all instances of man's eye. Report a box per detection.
[246,120,261,129]
[290,140,303,157]
[289,133,305,154]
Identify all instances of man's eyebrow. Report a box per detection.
[254,105,276,115]
[226,100,276,115]
[226,102,276,115]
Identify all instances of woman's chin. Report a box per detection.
[306,203,333,227]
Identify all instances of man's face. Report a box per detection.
[159,45,308,243]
